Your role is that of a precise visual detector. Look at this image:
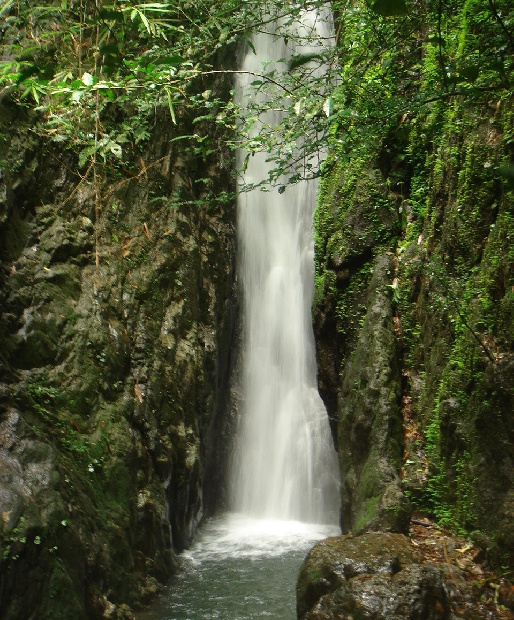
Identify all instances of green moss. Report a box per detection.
[40,561,86,620]
[353,496,381,535]
[314,0,513,566]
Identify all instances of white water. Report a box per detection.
[229,9,340,525]
[138,515,339,620]
[137,11,340,620]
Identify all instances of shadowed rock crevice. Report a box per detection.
[338,254,410,535]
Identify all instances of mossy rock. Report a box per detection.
[297,533,450,620]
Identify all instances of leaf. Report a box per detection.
[288,53,321,71]
[109,141,122,158]
[164,87,176,124]
[323,96,333,117]
[219,26,230,44]
[155,54,185,66]
[132,3,172,9]
[138,11,152,34]
[16,65,39,83]
[371,0,408,16]
[0,0,14,17]
[31,84,40,104]
[71,89,84,102]
[78,145,95,168]
[81,71,94,86]
[247,39,256,55]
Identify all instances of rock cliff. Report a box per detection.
[0,89,237,618]
[313,0,513,576]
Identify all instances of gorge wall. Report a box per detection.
[0,72,237,617]
[314,0,513,571]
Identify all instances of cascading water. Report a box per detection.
[138,9,339,620]
[229,9,339,525]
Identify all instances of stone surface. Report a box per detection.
[0,79,237,618]
[313,55,514,571]
[297,533,450,620]
[337,254,410,535]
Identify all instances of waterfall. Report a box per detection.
[229,8,339,525]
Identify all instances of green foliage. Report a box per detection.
[371,0,408,17]
[312,0,513,552]
[1,0,239,173]
[1,517,28,561]
[1,0,512,195]
[24,377,109,472]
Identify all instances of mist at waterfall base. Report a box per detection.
[139,10,339,620]
[138,515,337,620]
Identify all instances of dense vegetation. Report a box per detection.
[314,0,514,571]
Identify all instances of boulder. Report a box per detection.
[297,533,450,620]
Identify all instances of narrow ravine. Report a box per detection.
[139,9,339,619]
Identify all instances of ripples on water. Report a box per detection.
[137,513,339,620]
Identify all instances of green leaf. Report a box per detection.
[155,54,185,66]
[109,141,122,158]
[31,84,40,104]
[288,53,321,71]
[16,65,39,83]
[323,97,333,117]
[0,0,14,17]
[371,0,408,16]
[139,12,152,34]
[294,98,304,116]
[71,89,84,102]
[164,86,176,124]
[81,72,94,86]
[132,3,171,9]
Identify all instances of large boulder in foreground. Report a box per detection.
[297,533,450,620]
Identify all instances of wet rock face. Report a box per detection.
[313,156,409,536]
[0,92,237,618]
[337,254,410,535]
[297,533,450,620]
